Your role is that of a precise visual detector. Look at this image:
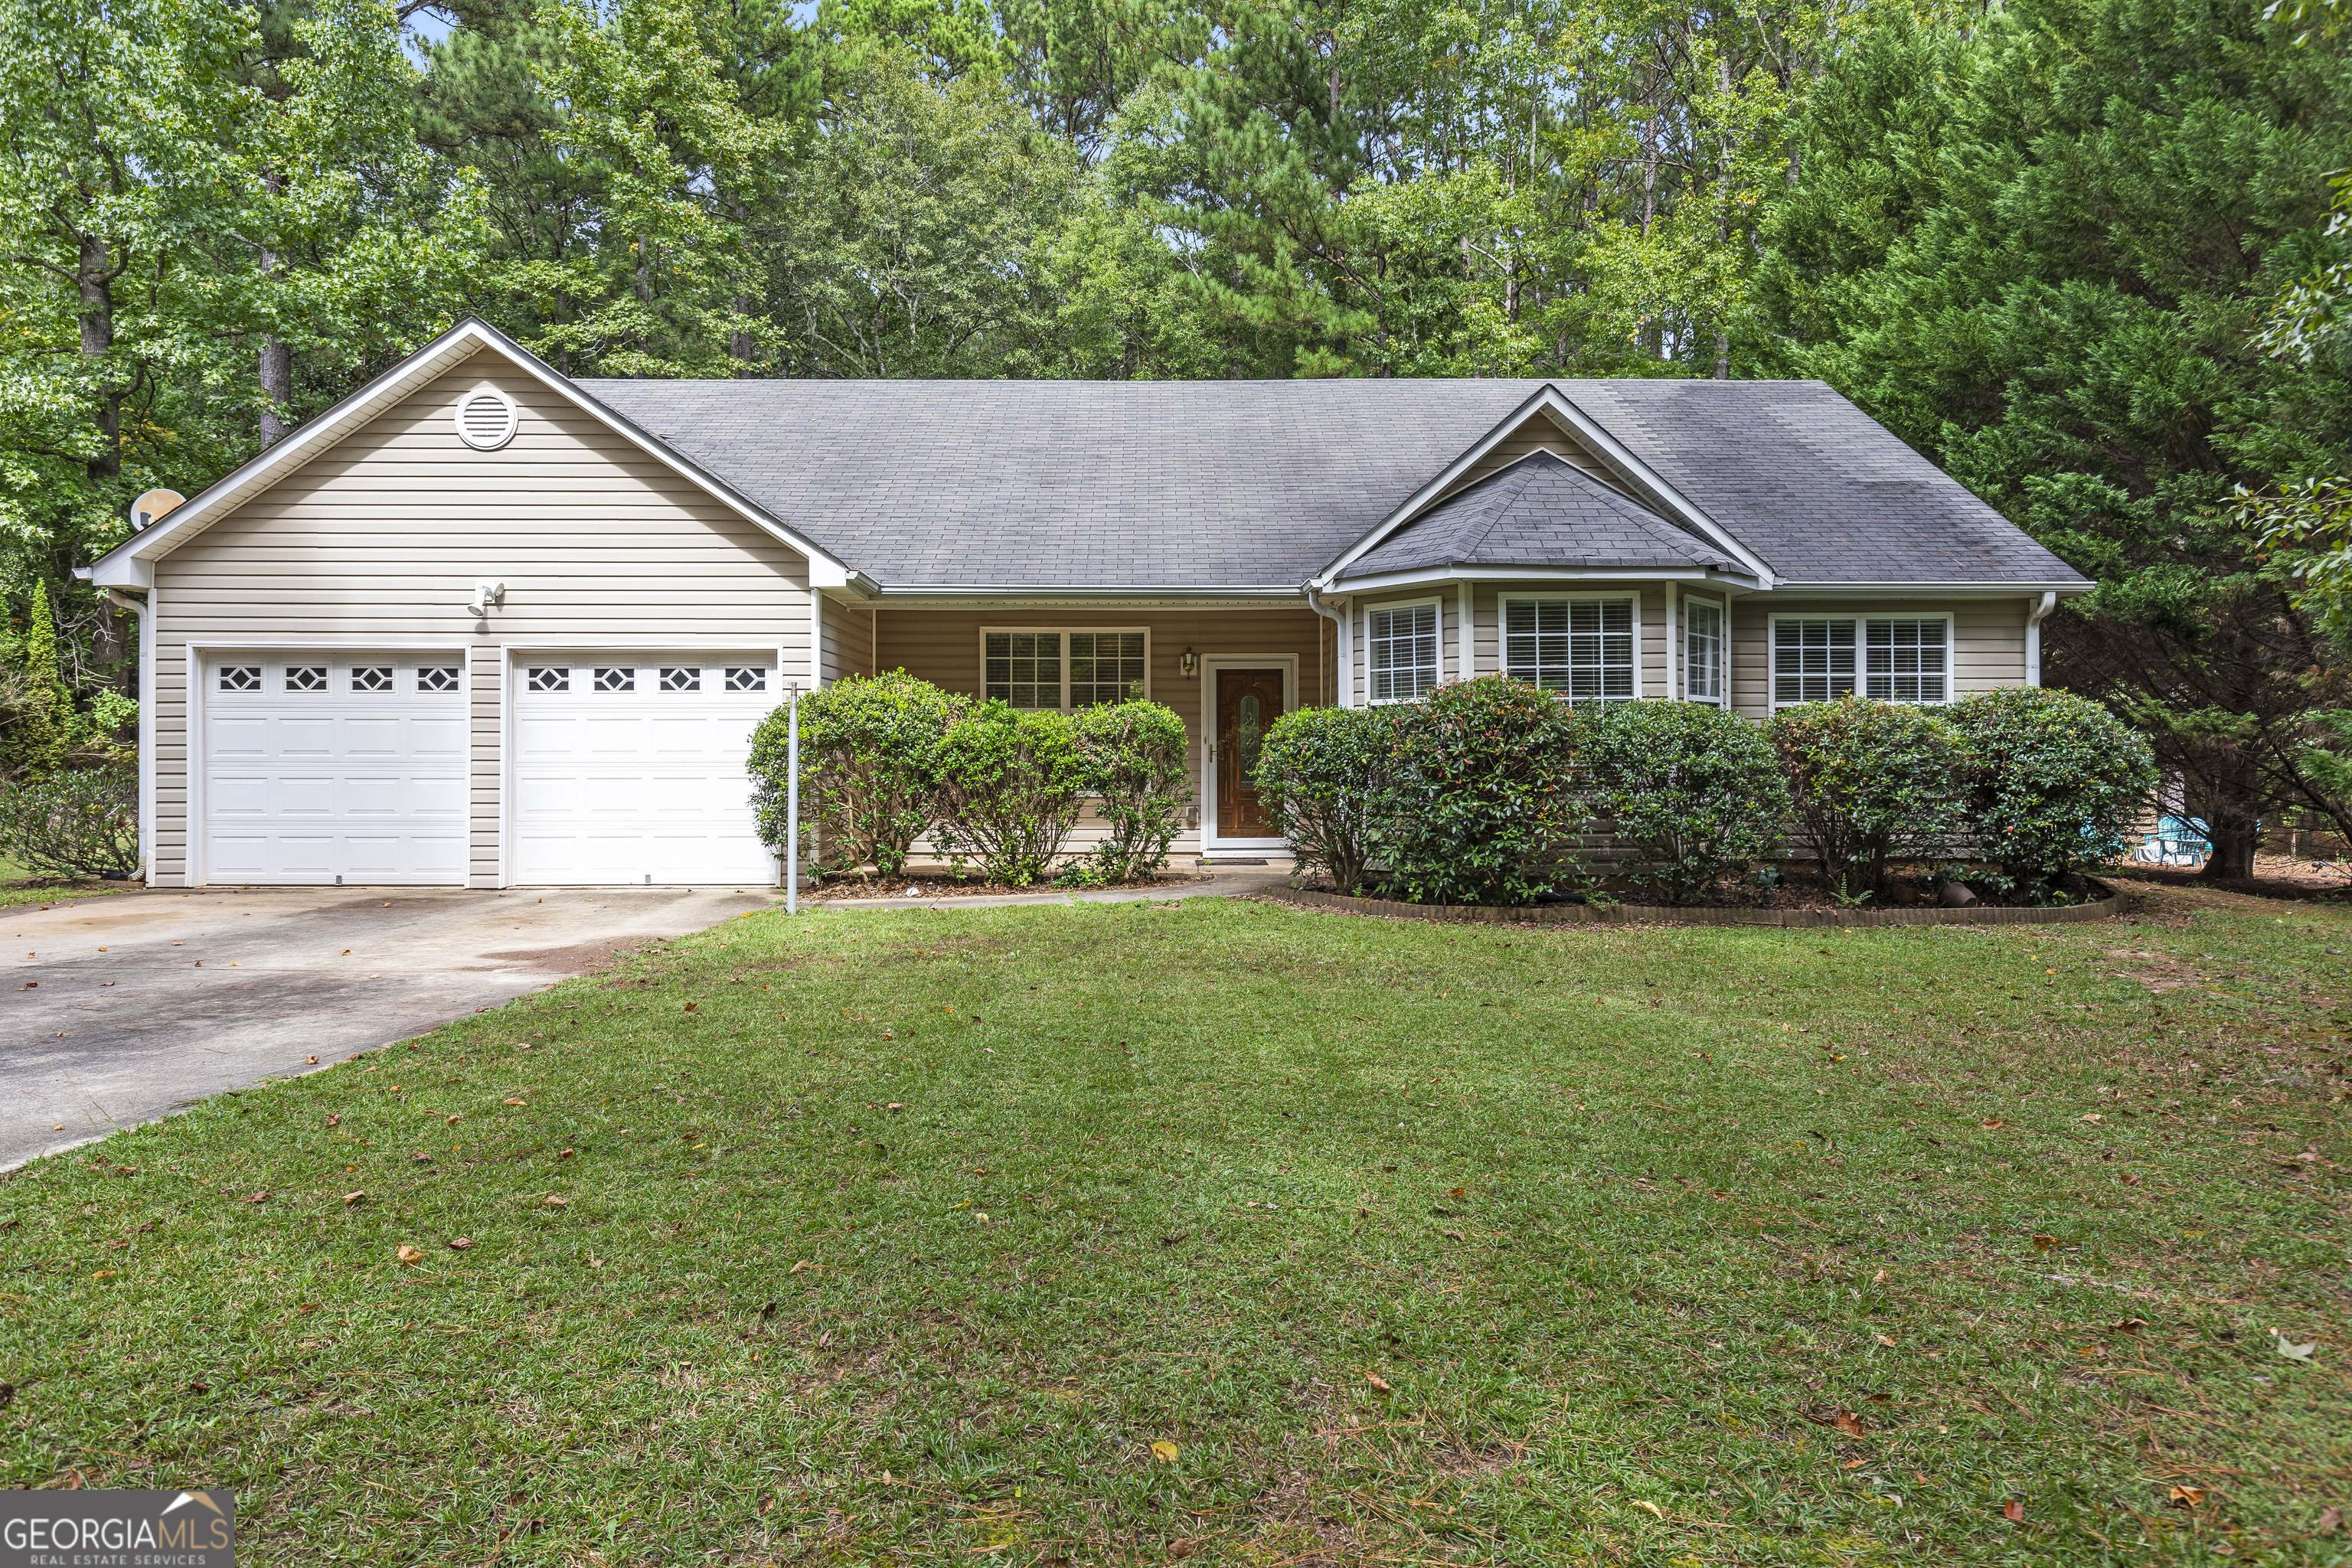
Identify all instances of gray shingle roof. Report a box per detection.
[1338,450,1738,580]
[574,377,2086,592]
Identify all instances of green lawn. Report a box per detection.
[4,887,2346,1564]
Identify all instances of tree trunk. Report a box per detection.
[258,335,292,448]
[77,233,120,485]
[2200,824,2257,881]
[257,169,292,448]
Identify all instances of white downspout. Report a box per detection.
[100,586,154,884]
[1455,580,1473,684]
[1306,586,1348,707]
[2025,591,2056,687]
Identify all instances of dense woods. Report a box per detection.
[1,0,2347,871]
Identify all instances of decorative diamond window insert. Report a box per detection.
[594,667,635,693]
[659,667,701,693]
[286,666,328,692]
[528,667,570,693]
[351,666,394,692]
[219,666,262,692]
[418,667,461,693]
[724,667,766,693]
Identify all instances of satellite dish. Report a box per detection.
[129,488,185,531]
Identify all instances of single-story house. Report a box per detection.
[83,318,2089,888]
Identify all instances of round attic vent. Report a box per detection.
[454,386,518,451]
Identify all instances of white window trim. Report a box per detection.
[1682,593,1729,707]
[1766,612,1956,710]
[1363,596,1445,705]
[976,627,1153,711]
[1498,593,1642,706]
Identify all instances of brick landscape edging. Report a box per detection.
[1255,879,2125,929]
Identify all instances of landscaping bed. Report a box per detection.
[3,887,2343,1563]
[798,867,1211,901]
[1266,875,2125,926]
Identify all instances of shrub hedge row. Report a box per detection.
[1256,678,2157,906]
[746,671,1192,887]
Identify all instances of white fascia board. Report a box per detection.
[1333,564,1762,596]
[865,584,1306,603]
[87,317,853,586]
[1768,580,2094,597]
[1312,384,1780,591]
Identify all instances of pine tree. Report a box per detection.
[11,581,69,780]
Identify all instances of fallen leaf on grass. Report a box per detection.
[342,1191,365,1205]
[448,1238,473,1251]
[396,1245,425,1266]
[1364,1372,1393,1393]
[1629,1501,1664,1520]
[502,1097,526,1106]
[2004,1500,2025,1523]
[445,1115,460,1125]
[2118,1173,2139,1185]
[1441,1229,1465,1242]
[1832,1410,1866,1436]
[2168,1487,2207,1509]
[542,1195,568,1208]
[2111,1318,2146,1335]
[2031,1234,2060,1252]
[1871,1269,1888,1285]
[243,1191,270,1204]
[1981,1119,2005,1130]
[684,1001,697,1012]
[325,1114,340,1128]
[789,1259,817,1273]
[557,1147,574,1159]
[2318,1506,2343,1533]
[1843,1459,1869,1471]
[2275,1334,2318,1361]
[1150,1441,1179,1463]
[1876,1334,1896,1348]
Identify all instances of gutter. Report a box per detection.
[1305,583,1348,707]
[2025,590,2058,687]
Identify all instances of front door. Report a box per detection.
[1215,668,1285,838]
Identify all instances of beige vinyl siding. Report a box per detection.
[150,348,815,887]
[1436,416,1620,499]
[875,606,1324,857]
[1730,596,2030,720]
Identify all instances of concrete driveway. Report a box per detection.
[1,885,773,1170]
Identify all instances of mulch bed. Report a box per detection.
[1322,863,2105,915]
[797,869,1211,903]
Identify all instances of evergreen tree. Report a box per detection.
[1760,0,2352,878]
[10,581,68,779]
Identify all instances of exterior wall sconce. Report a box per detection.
[1181,646,1197,678]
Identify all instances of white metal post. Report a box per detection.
[786,682,800,913]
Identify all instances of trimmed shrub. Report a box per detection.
[1069,699,1193,882]
[929,701,1086,886]
[1943,686,2157,897]
[1253,705,1396,896]
[0,766,138,877]
[747,671,963,876]
[1770,696,1967,901]
[1377,676,1583,906]
[1580,700,1788,904]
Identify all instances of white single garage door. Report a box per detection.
[511,654,778,885]
[203,655,469,884]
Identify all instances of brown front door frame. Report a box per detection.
[1199,654,1296,846]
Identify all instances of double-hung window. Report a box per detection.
[983,630,1146,709]
[1504,596,1635,707]
[1683,598,1726,704]
[1366,601,1441,703]
[1771,615,1949,708]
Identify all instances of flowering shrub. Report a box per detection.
[1770,697,1967,901]
[748,671,963,875]
[1253,705,1396,895]
[1943,686,2156,897]
[1375,677,1583,906]
[1579,700,1788,904]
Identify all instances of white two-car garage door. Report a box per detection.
[511,654,777,885]
[203,655,469,884]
